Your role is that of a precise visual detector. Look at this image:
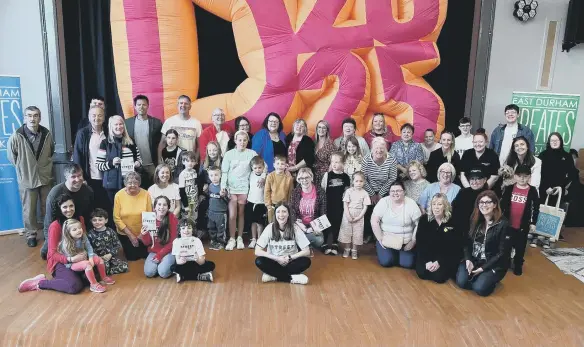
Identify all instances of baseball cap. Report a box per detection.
[467,167,486,179]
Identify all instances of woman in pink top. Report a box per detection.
[290,168,327,249]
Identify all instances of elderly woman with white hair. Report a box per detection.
[415,193,462,283]
[97,115,142,206]
[417,162,461,213]
[286,119,315,175]
[362,137,398,240]
[113,171,152,260]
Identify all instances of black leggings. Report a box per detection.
[510,227,528,267]
[172,261,216,281]
[118,234,149,261]
[325,207,343,245]
[415,259,455,284]
[255,256,311,282]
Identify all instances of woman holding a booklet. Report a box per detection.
[290,168,327,248]
[113,172,152,261]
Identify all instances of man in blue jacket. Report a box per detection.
[489,104,535,165]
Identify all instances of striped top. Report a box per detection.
[96,142,142,171]
[362,153,398,197]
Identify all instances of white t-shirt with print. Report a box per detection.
[161,115,203,151]
[455,135,473,157]
[499,123,518,165]
[148,183,181,212]
[248,172,265,204]
[256,223,310,257]
[172,236,205,262]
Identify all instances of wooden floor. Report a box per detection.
[2,230,584,347]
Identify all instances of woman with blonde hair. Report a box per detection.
[415,193,462,283]
[286,119,315,176]
[425,131,461,183]
[404,160,430,203]
[418,162,461,213]
[97,115,142,205]
[313,120,335,185]
[363,113,394,150]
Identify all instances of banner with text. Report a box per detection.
[511,92,580,155]
[0,76,24,233]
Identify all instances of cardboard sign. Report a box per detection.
[121,157,134,176]
[172,237,198,257]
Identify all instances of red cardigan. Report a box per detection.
[140,213,178,261]
[199,124,233,161]
[46,217,85,274]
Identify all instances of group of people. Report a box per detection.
[9,97,579,296]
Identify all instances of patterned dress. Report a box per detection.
[87,227,129,275]
[313,139,335,186]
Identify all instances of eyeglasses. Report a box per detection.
[390,189,404,194]
[297,177,310,181]
[439,171,452,175]
[268,120,279,124]
[478,200,494,206]
[126,181,139,187]
[212,114,225,118]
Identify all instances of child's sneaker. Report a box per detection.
[290,274,309,285]
[513,265,523,276]
[236,236,245,249]
[209,240,220,251]
[90,283,107,293]
[321,244,330,254]
[248,238,256,249]
[225,238,236,251]
[351,249,358,260]
[529,238,538,248]
[176,273,182,283]
[18,274,45,293]
[343,249,350,258]
[197,272,213,282]
[262,273,277,283]
[101,276,115,285]
[330,244,339,256]
[542,238,552,249]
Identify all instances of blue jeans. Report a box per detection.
[455,263,505,297]
[144,253,176,278]
[305,232,324,248]
[375,241,415,268]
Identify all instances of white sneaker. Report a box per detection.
[290,274,309,285]
[236,236,245,249]
[248,238,256,249]
[197,272,213,282]
[225,238,236,251]
[262,273,277,283]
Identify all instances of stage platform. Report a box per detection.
[2,229,584,346]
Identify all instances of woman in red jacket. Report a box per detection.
[140,195,178,278]
[18,194,88,294]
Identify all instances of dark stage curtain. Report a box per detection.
[63,0,122,135]
[63,1,474,137]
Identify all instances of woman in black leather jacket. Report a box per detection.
[455,190,512,297]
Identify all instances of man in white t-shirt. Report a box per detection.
[455,117,473,157]
[421,128,441,163]
[489,104,535,165]
[158,95,203,159]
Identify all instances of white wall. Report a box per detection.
[484,0,584,150]
[0,0,50,128]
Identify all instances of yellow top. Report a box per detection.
[113,188,152,236]
[264,171,294,206]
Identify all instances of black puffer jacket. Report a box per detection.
[463,218,512,275]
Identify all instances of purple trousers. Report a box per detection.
[38,263,86,294]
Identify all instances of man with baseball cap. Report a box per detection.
[452,167,489,234]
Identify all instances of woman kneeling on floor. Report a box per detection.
[415,193,462,283]
[140,196,178,278]
[456,190,511,297]
[254,203,311,285]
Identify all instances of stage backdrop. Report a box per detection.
[64,0,476,140]
[109,0,448,140]
[0,76,25,234]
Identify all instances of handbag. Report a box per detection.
[381,233,404,250]
[535,187,566,240]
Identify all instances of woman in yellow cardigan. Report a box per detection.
[114,171,152,260]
